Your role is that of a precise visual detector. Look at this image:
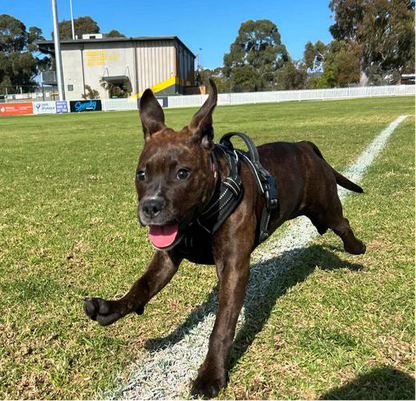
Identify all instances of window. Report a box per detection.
[68,84,74,91]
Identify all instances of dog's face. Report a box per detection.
[136,80,218,250]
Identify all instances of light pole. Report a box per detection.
[51,0,65,100]
[69,0,75,40]
[197,48,202,70]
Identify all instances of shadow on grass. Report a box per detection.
[145,243,364,378]
[320,366,415,400]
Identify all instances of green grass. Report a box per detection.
[0,96,414,399]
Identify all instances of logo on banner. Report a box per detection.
[75,100,97,112]
[0,102,33,116]
[70,99,102,112]
[34,101,56,114]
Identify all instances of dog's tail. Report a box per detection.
[306,141,364,193]
[332,169,363,193]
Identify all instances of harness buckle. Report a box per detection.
[259,231,269,242]
[263,175,278,210]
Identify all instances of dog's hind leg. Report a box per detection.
[330,216,366,255]
[321,197,366,255]
[306,194,365,255]
[84,250,182,326]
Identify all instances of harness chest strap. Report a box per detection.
[196,143,243,234]
[191,132,278,243]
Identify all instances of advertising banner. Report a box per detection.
[0,102,33,116]
[33,101,57,114]
[70,99,102,112]
[56,101,69,114]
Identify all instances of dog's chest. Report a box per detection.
[177,224,215,264]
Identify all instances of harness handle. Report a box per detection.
[221,132,261,169]
[220,132,279,243]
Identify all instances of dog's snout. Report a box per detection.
[142,197,165,219]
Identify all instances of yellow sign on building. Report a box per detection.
[86,50,118,66]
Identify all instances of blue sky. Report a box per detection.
[3,0,334,68]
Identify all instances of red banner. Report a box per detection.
[0,102,33,116]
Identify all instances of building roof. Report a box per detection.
[37,36,195,58]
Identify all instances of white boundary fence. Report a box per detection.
[1,85,413,116]
[101,98,138,111]
[165,85,415,109]
[100,97,165,111]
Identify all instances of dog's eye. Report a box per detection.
[136,170,146,181]
[176,168,190,180]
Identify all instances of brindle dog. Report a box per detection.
[84,80,366,398]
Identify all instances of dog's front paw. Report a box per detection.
[84,297,125,326]
[191,370,226,399]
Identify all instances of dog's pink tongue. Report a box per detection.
[148,224,179,248]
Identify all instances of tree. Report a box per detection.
[311,40,360,88]
[223,19,289,91]
[303,41,328,72]
[230,64,263,92]
[106,29,126,38]
[55,17,126,40]
[195,68,231,93]
[81,85,99,99]
[275,60,307,90]
[329,0,415,85]
[55,16,100,39]
[0,14,49,93]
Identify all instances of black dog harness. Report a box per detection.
[220,132,279,242]
[178,132,278,262]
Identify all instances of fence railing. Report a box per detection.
[101,98,138,111]
[165,85,415,109]
[1,85,414,117]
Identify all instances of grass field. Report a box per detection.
[0,96,414,400]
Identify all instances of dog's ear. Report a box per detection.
[139,89,166,141]
[189,79,217,149]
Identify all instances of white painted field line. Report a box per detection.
[110,115,407,400]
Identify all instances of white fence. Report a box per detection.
[165,85,415,109]
[2,85,412,116]
[101,98,138,111]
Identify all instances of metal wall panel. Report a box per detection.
[176,42,195,86]
[135,40,177,92]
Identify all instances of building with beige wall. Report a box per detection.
[38,36,196,101]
